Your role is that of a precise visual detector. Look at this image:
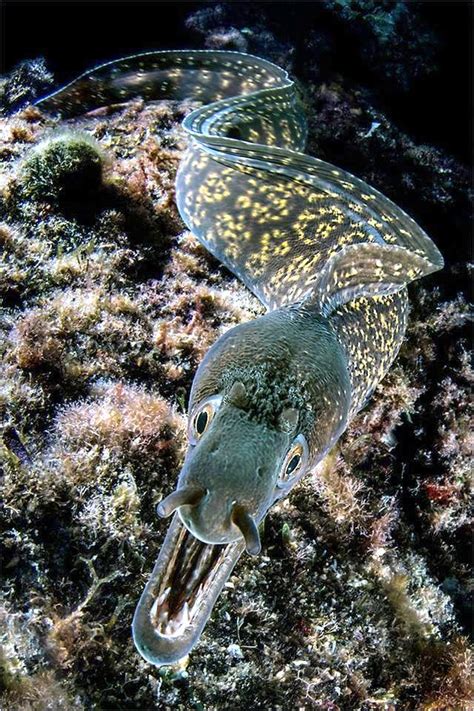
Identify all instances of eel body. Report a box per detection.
[36,51,443,665]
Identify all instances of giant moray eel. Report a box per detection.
[36,51,443,665]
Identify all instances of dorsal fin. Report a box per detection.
[176,150,443,310]
[307,242,440,317]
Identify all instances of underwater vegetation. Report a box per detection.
[1,2,472,710]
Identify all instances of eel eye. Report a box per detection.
[286,451,302,476]
[188,395,222,444]
[278,434,309,485]
[195,408,210,435]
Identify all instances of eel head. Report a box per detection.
[133,308,349,664]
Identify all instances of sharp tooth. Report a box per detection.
[173,605,186,630]
[179,602,190,627]
[182,601,190,628]
[158,609,169,625]
[150,597,159,620]
[158,586,171,606]
[165,618,176,635]
[150,587,172,625]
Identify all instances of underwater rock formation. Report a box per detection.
[0,3,471,709]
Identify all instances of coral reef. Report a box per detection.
[1,3,472,709]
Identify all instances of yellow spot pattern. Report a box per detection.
[38,49,443,414]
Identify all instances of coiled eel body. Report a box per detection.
[36,50,443,665]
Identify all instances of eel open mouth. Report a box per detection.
[132,513,245,665]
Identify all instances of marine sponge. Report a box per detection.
[19,132,104,205]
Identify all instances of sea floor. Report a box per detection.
[0,3,472,709]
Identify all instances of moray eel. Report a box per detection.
[36,50,443,665]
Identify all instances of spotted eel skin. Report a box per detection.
[36,51,443,664]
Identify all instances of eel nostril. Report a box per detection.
[256,466,264,479]
[156,486,206,518]
[231,503,261,556]
[208,441,219,455]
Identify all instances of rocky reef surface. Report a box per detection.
[0,2,472,709]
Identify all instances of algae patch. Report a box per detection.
[19,132,104,205]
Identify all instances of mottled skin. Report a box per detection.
[36,50,443,664]
[179,306,350,544]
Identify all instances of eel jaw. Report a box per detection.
[132,513,245,666]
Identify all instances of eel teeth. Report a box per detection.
[181,602,190,628]
[174,602,190,630]
[150,586,171,623]
[163,602,191,637]
[158,586,171,606]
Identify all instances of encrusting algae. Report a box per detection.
[0,9,472,711]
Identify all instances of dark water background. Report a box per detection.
[2,1,472,165]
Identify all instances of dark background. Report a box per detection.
[1,1,472,163]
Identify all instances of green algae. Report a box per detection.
[19,132,104,205]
